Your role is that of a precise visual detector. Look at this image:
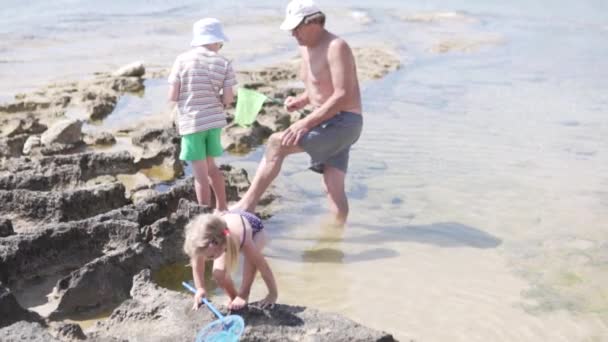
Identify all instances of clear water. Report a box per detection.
[2,1,607,341]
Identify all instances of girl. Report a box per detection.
[183,211,277,310]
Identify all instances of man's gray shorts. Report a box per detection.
[298,111,363,174]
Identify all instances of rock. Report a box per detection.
[40,119,83,146]
[84,131,116,145]
[87,269,396,341]
[87,92,118,121]
[0,321,59,342]
[0,151,137,191]
[0,218,14,237]
[113,61,146,78]
[0,285,42,328]
[108,76,145,92]
[0,182,129,223]
[22,135,41,155]
[50,322,87,340]
[0,134,29,158]
[131,189,158,204]
[1,117,47,138]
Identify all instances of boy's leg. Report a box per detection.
[322,165,349,226]
[207,157,227,212]
[192,160,211,206]
[205,128,227,211]
[180,131,211,207]
[232,132,303,212]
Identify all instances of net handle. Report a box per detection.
[182,281,225,319]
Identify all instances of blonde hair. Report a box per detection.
[183,214,239,272]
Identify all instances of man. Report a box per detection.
[232,0,363,225]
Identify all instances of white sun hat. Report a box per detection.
[279,0,321,31]
[190,18,229,47]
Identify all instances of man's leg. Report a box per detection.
[322,165,349,226]
[191,159,211,206]
[233,132,303,212]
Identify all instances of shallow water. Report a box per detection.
[3,1,608,341]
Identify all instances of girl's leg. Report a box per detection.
[191,159,211,207]
[207,157,227,211]
[212,254,238,300]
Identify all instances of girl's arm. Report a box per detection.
[240,237,278,305]
[190,255,207,310]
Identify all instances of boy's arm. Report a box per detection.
[221,86,234,107]
[168,83,180,103]
[221,60,237,107]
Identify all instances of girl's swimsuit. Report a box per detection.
[228,210,264,247]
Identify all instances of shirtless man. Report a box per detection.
[232,0,363,225]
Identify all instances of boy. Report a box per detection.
[168,18,237,211]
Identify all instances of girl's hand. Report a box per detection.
[192,288,206,310]
[228,296,248,310]
[259,292,277,309]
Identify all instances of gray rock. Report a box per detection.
[40,119,83,146]
[0,285,42,328]
[88,269,396,341]
[0,182,128,222]
[0,321,59,342]
[22,135,41,155]
[0,218,14,237]
[113,61,146,78]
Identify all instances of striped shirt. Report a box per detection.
[168,47,237,136]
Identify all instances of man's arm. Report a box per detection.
[285,59,311,111]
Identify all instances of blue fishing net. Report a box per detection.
[195,315,245,342]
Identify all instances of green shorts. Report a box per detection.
[179,128,223,161]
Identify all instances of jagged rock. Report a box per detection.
[40,119,83,146]
[0,182,129,222]
[22,135,41,155]
[0,151,137,191]
[87,92,118,121]
[0,134,29,158]
[108,76,145,92]
[0,218,14,237]
[84,131,116,146]
[0,321,59,342]
[50,322,87,340]
[222,123,273,154]
[87,269,396,341]
[0,285,42,328]
[1,116,47,138]
[113,61,146,78]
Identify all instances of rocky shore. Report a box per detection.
[0,47,400,341]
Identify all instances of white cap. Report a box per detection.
[279,0,321,31]
[190,18,229,47]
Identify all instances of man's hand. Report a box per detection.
[281,120,309,146]
[192,288,206,310]
[284,96,301,112]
